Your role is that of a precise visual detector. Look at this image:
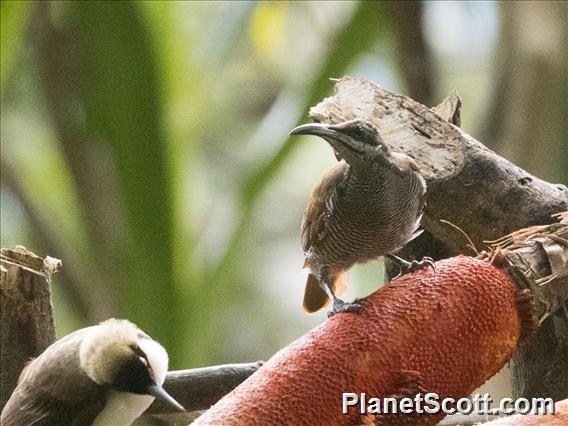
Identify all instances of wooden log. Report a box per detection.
[0,247,59,410]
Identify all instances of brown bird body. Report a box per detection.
[291,120,426,315]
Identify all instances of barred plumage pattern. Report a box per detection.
[302,158,426,278]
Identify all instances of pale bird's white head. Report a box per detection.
[79,319,183,411]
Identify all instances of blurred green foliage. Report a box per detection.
[0,1,31,91]
[1,1,566,369]
[70,1,180,351]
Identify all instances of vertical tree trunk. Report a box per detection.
[386,0,437,106]
[511,318,568,401]
[481,1,568,183]
[0,247,58,409]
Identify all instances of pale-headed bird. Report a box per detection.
[1,318,184,425]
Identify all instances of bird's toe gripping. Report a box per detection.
[327,299,364,318]
[407,256,436,273]
[387,254,436,279]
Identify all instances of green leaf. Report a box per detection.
[69,2,183,365]
[242,1,386,204]
[0,1,31,92]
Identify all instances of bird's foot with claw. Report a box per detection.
[388,254,436,280]
[407,256,436,273]
[327,299,364,318]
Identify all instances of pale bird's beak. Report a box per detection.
[146,384,185,411]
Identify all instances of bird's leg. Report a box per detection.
[318,270,363,318]
[386,254,436,279]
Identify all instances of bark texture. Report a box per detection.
[0,247,58,410]
[490,214,568,402]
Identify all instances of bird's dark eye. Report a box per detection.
[138,356,148,367]
[346,125,365,139]
[131,345,150,369]
[349,124,379,146]
[113,356,154,394]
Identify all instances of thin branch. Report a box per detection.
[142,362,263,416]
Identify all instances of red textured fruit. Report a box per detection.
[195,256,523,425]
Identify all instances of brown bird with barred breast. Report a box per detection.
[291,119,432,317]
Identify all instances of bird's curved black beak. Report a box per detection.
[146,384,185,411]
[290,122,338,138]
[290,123,364,154]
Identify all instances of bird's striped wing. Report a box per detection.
[301,162,348,257]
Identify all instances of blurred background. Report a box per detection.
[1,1,567,370]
